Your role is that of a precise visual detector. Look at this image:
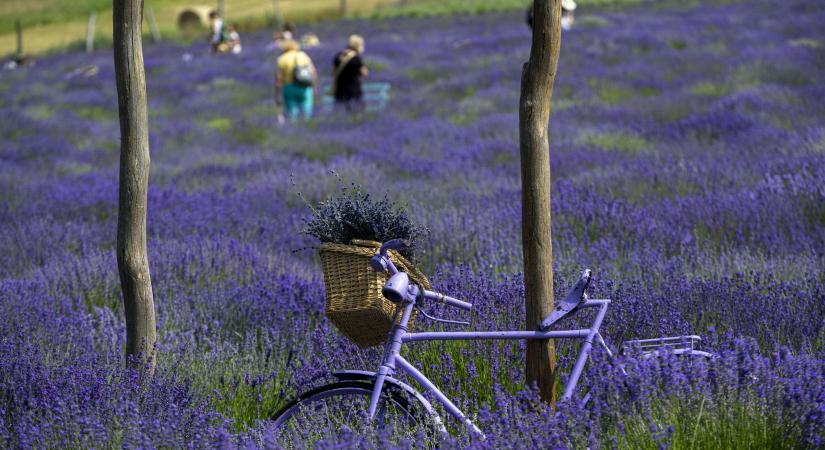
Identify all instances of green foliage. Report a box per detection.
[75,105,112,122]
[449,96,496,126]
[230,123,269,146]
[370,0,647,19]
[2,0,653,56]
[789,38,821,48]
[613,394,806,449]
[24,104,54,120]
[576,14,611,28]
[579,131,650,154]
[82,284,121,314]
[689,81,730,97]
[0,0,110,34]
[158,330,300,432]
[406,67,441,84]
[590,79,661,105]
[207,117,233,133]
[704,40,728,55]
[667,38,688,50]
[731,61,813,89]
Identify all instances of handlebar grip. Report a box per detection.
[423,290,473,311]
[380,239,408,255]
[445,296,473,311]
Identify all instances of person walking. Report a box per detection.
[561,0,577,30]
[332,34,368,111]
[275,39,317,122]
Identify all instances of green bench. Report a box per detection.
[321,82,391,113]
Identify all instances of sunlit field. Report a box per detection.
[0,0,535,56]
[1,0,824,447]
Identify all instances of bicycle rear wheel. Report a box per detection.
[268,380,436,446]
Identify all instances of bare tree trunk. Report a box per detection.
[113,0,157,372]
[519,0,562,405]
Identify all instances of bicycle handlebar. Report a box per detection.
[370,239,408,274]
[380,239,408,255]
[373,240,473,312]
[423,290,473,311]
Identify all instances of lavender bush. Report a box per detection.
[302,181,428,261]
[1,0,824,447]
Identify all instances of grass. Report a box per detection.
[578,130,650,154]
[372,0,648,19]
[0,0,110,35]
[614,394,807,449]
[75,105,113,122]
[589,78,661,105]
[207,117,233,133]
[688,81,730,98]
[731,60,813,90]
[789,38,821,48]
[1,0,393,57]
[24,104,55,120]
[3,0,655,57]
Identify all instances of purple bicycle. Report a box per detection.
[270,239,711,440]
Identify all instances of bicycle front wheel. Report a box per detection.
[268,380,435,446]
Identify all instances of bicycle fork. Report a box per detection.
[367,301,414,420]
[367,300,486,437]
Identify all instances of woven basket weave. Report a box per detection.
[320,239,430,348]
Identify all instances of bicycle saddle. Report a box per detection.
[540,269,592,330]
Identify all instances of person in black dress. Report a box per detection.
[332,35,368,110]
[526,0,577,31]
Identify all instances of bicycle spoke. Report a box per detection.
[269,382,427,447]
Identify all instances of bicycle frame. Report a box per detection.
[277,242,709,439]
[364,294,613,437]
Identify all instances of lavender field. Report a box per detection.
[2,0,824,447]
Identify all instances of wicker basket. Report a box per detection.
[320,239,430,348]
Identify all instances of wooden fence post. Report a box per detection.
[86,12,97,53]
[273,0,284,29]
[15,19,23,57]
[146,8,161,43]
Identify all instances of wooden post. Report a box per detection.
[15,19,22,57]
[146,8,161,43]
[86,12,97,53]
[113,0,157,372]
[273,0,283,29]
[519,0,562,405]
[340,0,347,16]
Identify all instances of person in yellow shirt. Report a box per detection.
[275,40,317,122]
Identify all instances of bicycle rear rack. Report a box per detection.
[621,335,703,358]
